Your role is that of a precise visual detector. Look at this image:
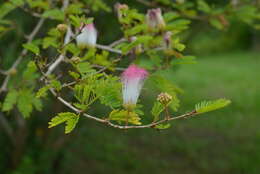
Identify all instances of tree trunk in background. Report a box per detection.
[11,112,27,169]
[252,30,260,51]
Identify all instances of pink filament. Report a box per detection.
[122,64,148,80]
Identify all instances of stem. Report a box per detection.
[45,26,72,76]
[109,38,127,47]
[95,44,122,54]
[165,106,170,120]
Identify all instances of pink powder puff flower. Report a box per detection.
[76,23,97,47]
[146,8,165,30]
[121,64,149,109]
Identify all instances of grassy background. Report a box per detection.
[49,51,260,174]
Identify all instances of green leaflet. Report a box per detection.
[235,5,258,24]
[27,0,50,10]
[166,19,191,31]
[42,37,58,49]
[151,101,165,122]
[74,84,94,104]
[197,0,211,13]
[42,9,65,21]
[83,0,111,12]
[2,90,18,112]
[76,62,96,77]
[42,27,61,49]
[23,61,39,81]
[2,88,42,118]
[119,8,144,25]
[195,99,231,114]
[154,123,171,130]
[36,79,61,99]
[124,24,147,37]
[22,43,40,55]
[69,15,93,28]
[109,110,141,125]
[50,80,62,91]
[163,12,180,22]
[66,3,84,15]
[69,71,80,80]
[48,112,79,134]
[17,92,33,118]
[209,18,224,30]
[95,76,122,108]
[64,43,81,56]
[17,89,42,118]
[0,0,25,19]
[73,75,121,110]
[171,56,197,65]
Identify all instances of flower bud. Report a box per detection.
[157,92,172,105]
[76,23,97,48]
[163,31,172,49]
[114,3,128,19]
[146,8,165,31]
[70,57,81,64]
[57,24,68,33]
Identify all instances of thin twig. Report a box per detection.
[0,69,8,75]
[109,38,127,48]
[96,44,122,54]
[0,18,45,94]
[55,86,198,129]
[49,80,198,129]
[45,26,72,76]
[62,81,77,88]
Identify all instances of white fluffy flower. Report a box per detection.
[121,64,148,109]
[76,23,97,47]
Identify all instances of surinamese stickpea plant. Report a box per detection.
[10,0,260,134]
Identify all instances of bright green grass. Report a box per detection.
[60,51,260,174]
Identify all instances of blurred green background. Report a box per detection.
[0,0,260,174]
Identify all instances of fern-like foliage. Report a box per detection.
[2,89,42,118]
[2,90,18,112]
[48,112,79,134]
[195,99,231,114]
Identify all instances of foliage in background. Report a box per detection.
[0,0,259,173]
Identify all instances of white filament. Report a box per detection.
[76,27,97,47]
[122,77,144,106]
